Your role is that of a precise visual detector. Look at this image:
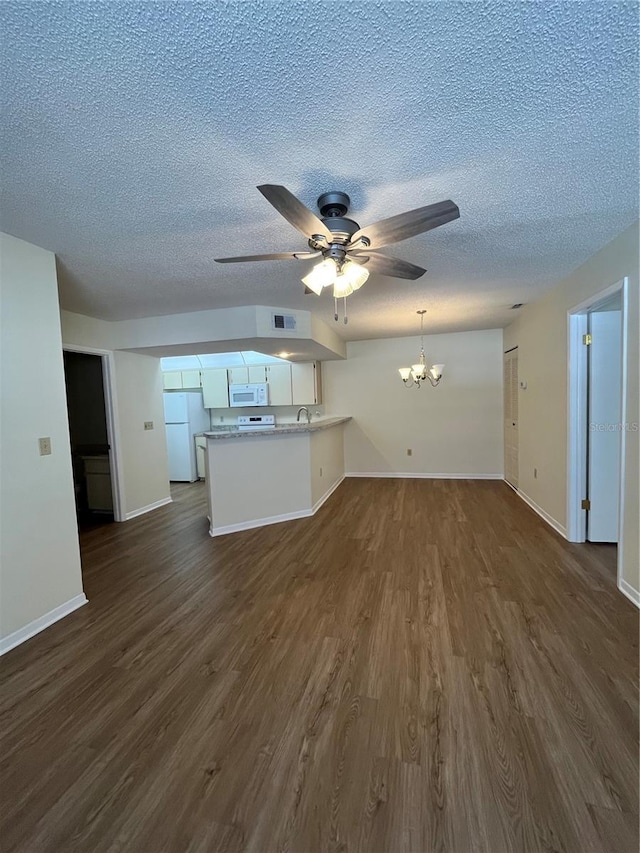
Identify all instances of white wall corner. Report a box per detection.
[311,475,345,513]
[512,486,568,539]
[0,594,88,656]
[209,508,312,537]
[124,496,172,521]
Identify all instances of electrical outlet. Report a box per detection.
[144,421,154,431]
[38,437,52,456]
[407,448,412,456]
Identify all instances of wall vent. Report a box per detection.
[510,303,524,309]
[272,313,297,331]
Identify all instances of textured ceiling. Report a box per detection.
[1,1,637,341]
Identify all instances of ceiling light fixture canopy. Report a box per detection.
[399,310,444,388]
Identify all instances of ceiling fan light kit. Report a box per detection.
[215,185,460,323]
[399,310,444,388]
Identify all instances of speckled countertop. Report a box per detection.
[204,417,351,440]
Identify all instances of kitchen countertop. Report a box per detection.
[204,416,351,440]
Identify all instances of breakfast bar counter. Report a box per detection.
[204,417,350,537]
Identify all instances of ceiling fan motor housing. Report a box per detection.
[313,192,360,246]
[317,191,350,217]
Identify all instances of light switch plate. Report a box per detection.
[38,437,52,455]
[144,421,154,431]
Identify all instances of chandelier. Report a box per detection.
[398,310,444,388]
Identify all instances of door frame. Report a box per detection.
[566,278,628,588]
[503,345,519,489]
[63,344,124,522]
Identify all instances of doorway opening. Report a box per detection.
[567,278,628,593]
[62,347,122,529]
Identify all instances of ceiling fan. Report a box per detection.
[215,185,460,323]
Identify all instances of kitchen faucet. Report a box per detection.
[296,406,311,424]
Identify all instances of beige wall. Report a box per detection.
[111,351,170,518]
[206,424,346,534]
[0,234,85,643]
[60,310,114,351]
[504,222,639,595]
[310,424,345,507]
[323,329,504,477]
[207,433,311,532]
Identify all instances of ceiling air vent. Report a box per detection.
[510,303,524,309]
[272,313,297,331]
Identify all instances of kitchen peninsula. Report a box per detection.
[204,417,351,536]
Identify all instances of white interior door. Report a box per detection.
[503,349,519,488]
[587,310,622,542]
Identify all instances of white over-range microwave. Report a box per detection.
[229,383,269,407]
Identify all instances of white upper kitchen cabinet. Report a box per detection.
[163,370,182,390]
[181,369,201,389]
[228,366,249,385]
[291,362,322,405]
[163,369,202,390]
[201,368,230,408]
[266,364,293,405]
[248,365,267,383]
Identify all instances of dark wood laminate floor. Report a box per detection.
[1,479,638,853]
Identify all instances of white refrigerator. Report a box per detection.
[163,392,210,482]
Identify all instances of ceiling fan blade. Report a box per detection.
[257,184,333,242]
[350,252,427,280]
[215,250,321,263]
[349,199,459,250]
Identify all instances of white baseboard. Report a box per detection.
[512,486,568,539]
[345,472,503,479]
[210,508,311,537]
[619,578,640,608]
[124,496,172,521]
[0,593,88,656]
[210,475,345,538]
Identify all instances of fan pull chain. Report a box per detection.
[334,298,339,322]
[343,296,348,324]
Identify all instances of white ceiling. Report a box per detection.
[0,1,637,341]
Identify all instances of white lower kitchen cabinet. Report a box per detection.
[201,368,230,408]
[82,456,113,512]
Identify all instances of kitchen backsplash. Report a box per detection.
[208,404,325,427]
